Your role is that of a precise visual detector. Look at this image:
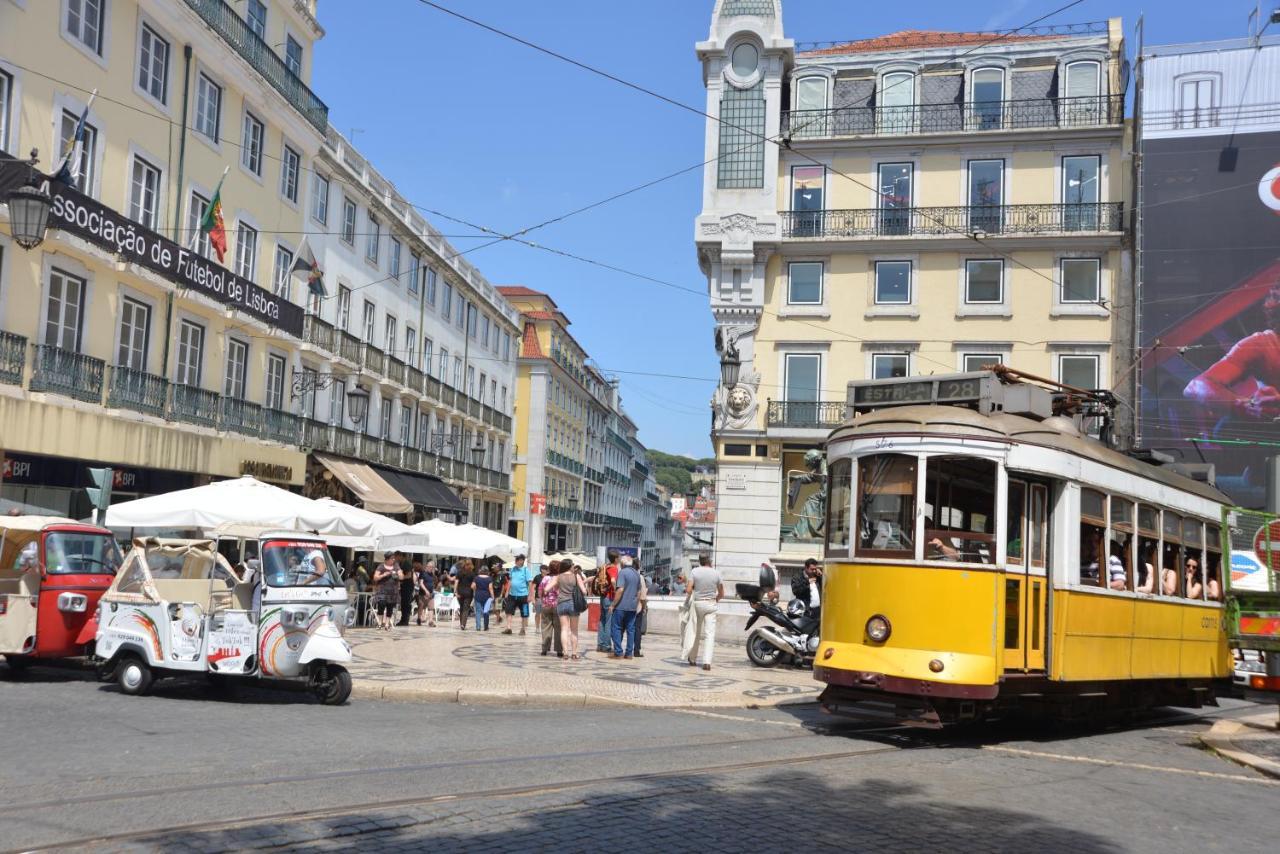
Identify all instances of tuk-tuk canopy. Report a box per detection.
[107,538,242,603]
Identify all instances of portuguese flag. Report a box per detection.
[200,170,228,263]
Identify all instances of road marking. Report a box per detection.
[983,745,1280,786]
[668,708,810,728]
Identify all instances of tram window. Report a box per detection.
[1136,505,1159,594]
[1007,480,1027,566]
[1162,512,1183,596]
[1004,579,1020,649]
[1029,484,1048,569]
[1206,543,1223,601]
[1182,519,1204,600]
[826,458,853,556]
[1079,489,1106,587]
[856,454,916,558]
[1109,497,1135,591]
[923,456,996,564]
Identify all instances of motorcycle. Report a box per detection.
[735,582,819,668]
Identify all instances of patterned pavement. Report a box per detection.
[345,617,820,709]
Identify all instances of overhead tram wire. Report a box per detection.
[410,0,1108,314]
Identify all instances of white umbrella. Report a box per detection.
[105,476,365,536]
[454,523,527,556]
[406,518,492,558]
[305,498,432,552]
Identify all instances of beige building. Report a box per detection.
[696,0,1131,582]
[0,0,327,511]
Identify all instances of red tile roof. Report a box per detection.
[496,285,545,297]
[520,321,543,359]
[801,29,1057,56]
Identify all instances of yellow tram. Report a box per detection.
[815,371,1232,726]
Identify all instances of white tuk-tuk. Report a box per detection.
[95,534,354,704]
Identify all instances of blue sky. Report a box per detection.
[312,0,1259,458]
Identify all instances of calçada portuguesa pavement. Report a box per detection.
[344,618,820,709]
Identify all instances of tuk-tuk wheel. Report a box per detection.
[116,655,153,696]
[311,664,352,706]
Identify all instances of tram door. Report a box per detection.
[1004,479,1049,672]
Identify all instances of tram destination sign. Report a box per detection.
[2,162,303,338]
[850,373,993,412]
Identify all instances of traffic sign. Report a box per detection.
[86,466,114,523]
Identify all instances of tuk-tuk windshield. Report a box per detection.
[261,540,341,587]
[44,531,124,575]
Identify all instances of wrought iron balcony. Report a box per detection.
[181,0,328,132]
[262,408,300,444]
[361,344,386,376]
[337,330,362,365]
[424,374,441,401]
[30,345,105,403]
[386,356,406,386]
[767,400,846,429]
[406,366,424,395]
[332,426,359,457]
[107,366,168,418]
[782,202,1124,239]
[0,331,26,386]
[220,397,262,436]
[170,384,220,428]
[303,315,334,353]
[782,95,1123,141]
[301,418,333,452]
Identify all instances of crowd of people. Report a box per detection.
[339,548,726,669]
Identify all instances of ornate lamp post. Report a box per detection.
[719,342,741,389]
[6,151,52,251]
[344,384,370,428]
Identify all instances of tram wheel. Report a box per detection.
[311,664,352,705]
[116,655,153,696]
[746,634,784,668]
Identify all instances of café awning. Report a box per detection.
[374,466,466,513]
[314,454,411,515]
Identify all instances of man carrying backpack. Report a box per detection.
[594,549,619,653]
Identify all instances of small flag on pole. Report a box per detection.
[291,238,326,297]
[199,169,229,264]
[53,89,97,187]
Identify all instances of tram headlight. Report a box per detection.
[865,614,891,643]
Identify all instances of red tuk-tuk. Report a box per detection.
[0,517,123,669]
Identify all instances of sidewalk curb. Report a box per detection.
[1200,716,1280,780]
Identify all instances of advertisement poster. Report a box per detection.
[1140,130,1280,508]
[781,448,826,544]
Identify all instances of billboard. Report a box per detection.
[1140,130,1280,508]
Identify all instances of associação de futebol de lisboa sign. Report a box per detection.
[4,162,303,337]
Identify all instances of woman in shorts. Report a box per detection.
[556,559,589,660]
[371,560,401,631]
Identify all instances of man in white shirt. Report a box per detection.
[684,555,724,670]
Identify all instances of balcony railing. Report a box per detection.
[424,375,441,401]
[406,366,424,395]
[782,202,1124,239]
[782,95,1123,141]
[386,357,405,386]
[181,0,328,132]
[170,383,220,428]
[220,397,262,436]
[303,315,334,352]
[337,331,362,365]
[29,345,105,403]
[107,366,168,418]
[332,426,359,457]
[301,418,333,451]
[0,332,26,385]
[767,400,846,429]
[361,344,386,376]
[262,408,299,444]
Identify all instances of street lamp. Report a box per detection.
[7,151,52,251]
[345,384,370,427]
[719,342,741,389]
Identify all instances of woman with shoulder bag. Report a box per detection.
[556,559,590,660]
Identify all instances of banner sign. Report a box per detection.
[1,162,302,337]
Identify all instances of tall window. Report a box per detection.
[66,0,105,55]
[0,71,12,152]
[361,300,375,343]
[1063,60,1102,125]
[1059,354,1100,390]
[443,282,454,319]
[503,332,511,361]
[389,238,402,280]
[399,406,412,446]
[439,347,449,381]
[128,155,161,229]
[336,285,351,330]
[968,159,1003,233]
[310,172,329,224]
[453,356,462,388]
[45,268,86,351]
[284,35,303,77]
[117,297,150,370]
[783,353,820,411]
[969,68,1004,130]
[717,82,765,189]
[877,163,912,234]
[176,320,204,386]
[964,259,1003,304]
[790,166,825,235]
[408,253,420,295]
[794,76,828,123]
[329,378,346,425]
[874,260,911,304]
[1062,155,1101,230]
[423,338,433,375]
[188,191,211,257]
[341,197,356,244]
[1178,78,1217,128]
[380,397,393,439]
[235,223,258,280]
[425,267,437,304]
[788,261,823,305]
[280,143,300,202]
[195,73,221,141]
[877,71,915,134]
[246,0,267,39]
[366,213,381,263]
[224,339,248,399]
[137,24,170,104]
[466,366,477,398]
[241,111,264,175]
[265,354,285,409]
[59,109,99,195]
[405,325,417,366]
[418,412,430,449]
[272,244,293,297]
[480,316,490,348]
[872,353,910,379]
[298,366,317,418]
[384,315,397,355]
[1061,258,1102,303]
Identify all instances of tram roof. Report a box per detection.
[829,405,1230,505]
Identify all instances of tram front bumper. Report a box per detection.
[815,664,999,700]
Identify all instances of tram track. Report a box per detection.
[13,740,911,853]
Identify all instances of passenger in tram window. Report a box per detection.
[1184,556,1204,600]
[927,535,960,561]
[1136,540,1158,593]
[1079,524,1106,586]
[1107,541,1128,591]
[1206,559,1223,601]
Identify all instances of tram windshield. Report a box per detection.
[857,454,916,557]
[260,540,342,587]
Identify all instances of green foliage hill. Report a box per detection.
[648,450,716,496]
